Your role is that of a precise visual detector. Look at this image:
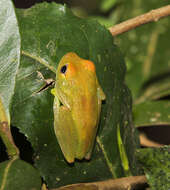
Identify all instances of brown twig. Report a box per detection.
[109,5,170,36]
[51,176,148,190]
[140,133,164,148]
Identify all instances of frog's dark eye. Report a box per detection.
[60,65,67,74]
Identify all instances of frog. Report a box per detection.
[51,52,105,163]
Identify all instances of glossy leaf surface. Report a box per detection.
[133,101,170,127]
[0,159,41,190]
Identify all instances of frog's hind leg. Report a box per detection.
[53,97,78,163]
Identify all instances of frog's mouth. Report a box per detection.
[56,88,72,110]
[58,99,63,106]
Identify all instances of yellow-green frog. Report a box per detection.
[51,52,105,163]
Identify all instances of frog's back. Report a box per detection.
[71,67,100,159]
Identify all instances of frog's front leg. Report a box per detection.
[53,93,78,163]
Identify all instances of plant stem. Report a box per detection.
[109,5,170,36]
[22,50,56,73]
[52,176,148,190]
[0,97,19,158]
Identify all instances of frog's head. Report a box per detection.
[56,52,97,98]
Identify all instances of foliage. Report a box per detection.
[0,0,170,189]
[0,159,41,190]
[114,1,170,189]
[0,0,139,189]
[136,146,170,190]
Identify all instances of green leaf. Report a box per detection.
[136,146,170,190]
[0,158,41,190]
[0,0,20,121]
[11,3,139,188]
[133,101,170,127]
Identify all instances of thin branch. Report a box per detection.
[140,133,164,148]
[22,50,56,73]
[109,5,170,36]
[51,176,148,190]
